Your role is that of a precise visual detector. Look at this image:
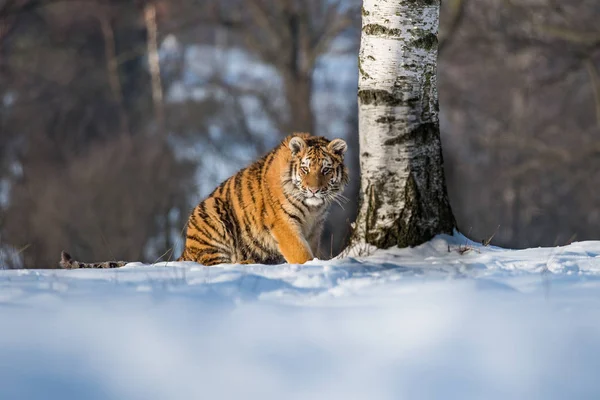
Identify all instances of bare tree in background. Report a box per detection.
[0,0,194,268]
[351,0,455,250]
[438,0,600,247]
[207,0,359,135]
[0,0,362,267]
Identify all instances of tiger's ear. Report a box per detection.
[289,136,306,156]
[328,138,347,156]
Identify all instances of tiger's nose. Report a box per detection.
[308,187,319,194]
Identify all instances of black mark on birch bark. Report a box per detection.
[363,24,401,37]
[358,58,370,79]
[358,90,402,106]
[411,33,438,51]
[403,0,438,6]
[365,182,383,244]
[383,123,438,146]
[376,116,397,123]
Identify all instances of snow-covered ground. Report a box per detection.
[1,233,599,400]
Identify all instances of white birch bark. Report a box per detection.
[351,0,455,249]
[144,2,164,130]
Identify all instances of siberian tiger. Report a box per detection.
[59,133,349,268]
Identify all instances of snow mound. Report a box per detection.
[1,233,599,399]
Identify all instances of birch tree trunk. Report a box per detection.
[351,0,456,249]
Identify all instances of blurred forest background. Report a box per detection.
[0,0,598,268]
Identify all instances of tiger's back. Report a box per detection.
[60,133,348,268]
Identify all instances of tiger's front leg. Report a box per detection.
[179,246,234,266]
[270,222,313,264]
[308,224,324,260]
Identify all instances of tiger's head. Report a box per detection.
[285,134,349,208]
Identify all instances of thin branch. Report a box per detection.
[306,5,356,68]
[537,25,600,46]
[208,75,286,134]
[246,0,287,49]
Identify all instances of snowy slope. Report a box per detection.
[1,233,599,400]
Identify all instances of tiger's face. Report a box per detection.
[287,135,349,207]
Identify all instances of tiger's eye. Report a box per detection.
[322,167,331,175]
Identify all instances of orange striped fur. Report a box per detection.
[59,133,348,268]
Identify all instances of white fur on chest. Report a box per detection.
[304,197,324,207]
